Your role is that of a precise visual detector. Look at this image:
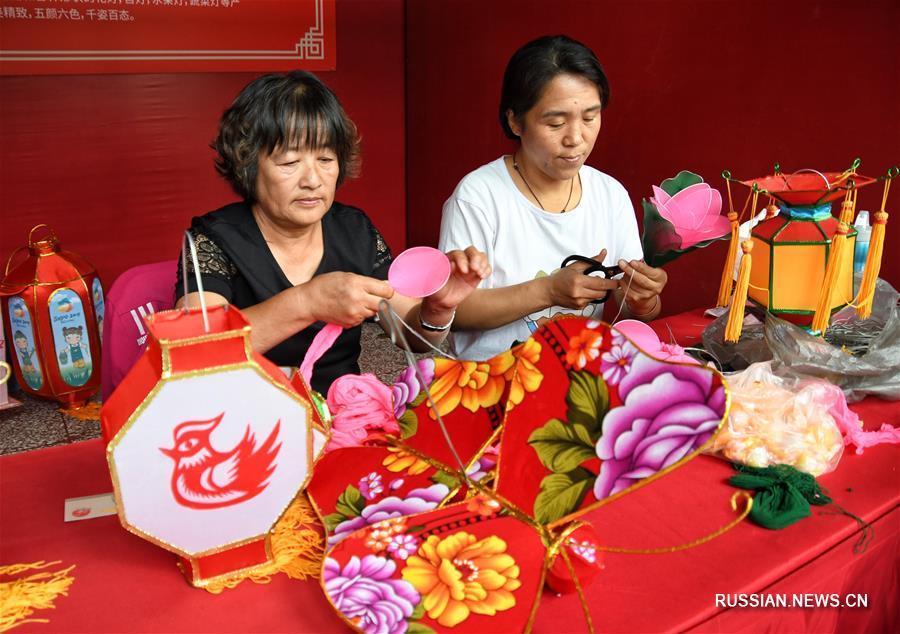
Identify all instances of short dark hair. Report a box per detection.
[499,35,610,140]
[214,70,361,201]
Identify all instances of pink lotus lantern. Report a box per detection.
[641,171,731,267]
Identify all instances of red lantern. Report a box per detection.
[101,304,329,587]
[0,225,104,407]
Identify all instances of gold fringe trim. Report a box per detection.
[202,493,324,594]
[0,561,75,633]
[60,401,102,421]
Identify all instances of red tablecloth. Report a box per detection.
[2,309,898,633]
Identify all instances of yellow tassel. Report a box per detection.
[60,401,102,421]
[717,212,740,307]
[202,493,324,594]
[838,196,856,226]
[811,223,851,335]
[724,240,753,343]
[856,210,887,319]
[765,203,779,219]
[0,561,74,632]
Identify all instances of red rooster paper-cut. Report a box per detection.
[160,412,282,510]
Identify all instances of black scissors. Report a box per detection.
[560,255,624,304]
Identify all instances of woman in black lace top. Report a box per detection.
[175,71,489,393]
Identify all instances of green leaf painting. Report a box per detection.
[324,484,367,532]
[334,484,365,520]
[566,371,609,440]
[398,408,419,438]
[430,469,460,488]
[533,467,594,524]
[409,390,427,408]
[323,512,345,533]
[527,419,596,473]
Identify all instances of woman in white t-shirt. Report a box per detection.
[439,35,668,361]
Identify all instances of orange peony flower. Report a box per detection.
[382,447,431,475]
[465,495,501,518]
[429,354,514,419]
[504,339,544,410]
[565,329,604,370]
[401,531,521,627]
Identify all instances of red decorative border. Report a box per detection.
[0,0,335,75]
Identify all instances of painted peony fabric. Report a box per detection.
[321,498,546,634]
[312,315,728,632]
[497,317,728,526]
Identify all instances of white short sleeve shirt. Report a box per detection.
[439,156,643,360]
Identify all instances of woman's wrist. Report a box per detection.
[418,301,456,332]
[626,294,660,318]
[536,274,557,309]
[291,282,317,328]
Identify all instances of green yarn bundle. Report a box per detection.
[728,463,831,529]
[728,463,873,552]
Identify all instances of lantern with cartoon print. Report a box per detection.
[101,299,331,588]
[0,225,104,407]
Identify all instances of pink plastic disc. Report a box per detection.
[388,246,451,298]
[612,319,662,353]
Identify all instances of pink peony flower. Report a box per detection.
[326,374,400,451]
[594,355,725,500]
[323,555,420,634]
[391,359,435,419]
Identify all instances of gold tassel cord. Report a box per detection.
[597,491,753,554]
[0,561,75,633]
[202,494,324,594]
[724,240,754,343]
[811,221,851,335]
[558,548,594,634]
[717,181,755,308]
[543,521,597,634]
[716,212,741,307]
[855,211,887,319]
[838,190,857,226]
[856,173,893,319]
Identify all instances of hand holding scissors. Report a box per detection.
[548,249,621,307]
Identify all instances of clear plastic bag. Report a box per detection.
[707,362,845,476]
[703,275,900,402]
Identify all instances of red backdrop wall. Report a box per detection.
[0,0,406,289]
[405,0,900,317]
[2,0,897,318]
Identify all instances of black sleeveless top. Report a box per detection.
[175,201,392,393]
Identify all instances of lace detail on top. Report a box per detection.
[182,230,237,280]
[373,228,391,272]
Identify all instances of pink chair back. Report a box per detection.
[101,261,177,400]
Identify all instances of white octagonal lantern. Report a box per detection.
[102,305,328,586]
